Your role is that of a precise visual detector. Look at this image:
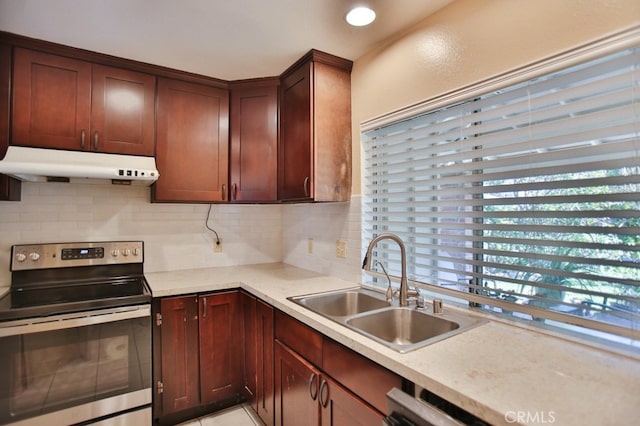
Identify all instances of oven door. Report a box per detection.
[0,305,151,425]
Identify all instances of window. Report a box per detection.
[362,42,640,346]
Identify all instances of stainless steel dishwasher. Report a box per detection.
[384,387,489,426]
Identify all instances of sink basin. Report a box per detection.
[346,307,463,352]
[289,288,487,353]
[346,308,459,344]
[291,288,390,318]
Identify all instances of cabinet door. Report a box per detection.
[274,341,320,426]
[160,295,200,415]
[13,48,91,150]
[199,291,243,404]
[319,375,383,426]
[0,42,20,201]
[230,81,278,201]
[322,338,402,413]
[256,299,275,426]
[241,293,257,403]
[279,62,312,201]
[91,64,155,156]
[312,62,352,202]
[154,77,229,202]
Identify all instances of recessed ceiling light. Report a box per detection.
[346,6,376,27]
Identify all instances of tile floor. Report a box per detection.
[177,403,264,426]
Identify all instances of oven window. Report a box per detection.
[0,316,151,424]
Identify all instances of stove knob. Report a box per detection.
[132,248,140,256]
[29,252,40,261]
[15,252,27,262]
[111,249,119,257]
[122,248,131,256]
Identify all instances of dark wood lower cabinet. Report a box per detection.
[199,291,243,403]
[155,294,400,426]
[159,295,200,416]
[274,341,320,426]
[242,293,275,426]
[155,291,243,424]
[275,341,383,426]
[256,299,275,425]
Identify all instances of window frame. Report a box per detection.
[360,27,640,346]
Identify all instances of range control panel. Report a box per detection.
[11,241,144,271]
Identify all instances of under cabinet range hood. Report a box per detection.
[0,146,159,185]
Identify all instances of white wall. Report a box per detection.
[281,197,362,284]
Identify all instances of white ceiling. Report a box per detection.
[0,0,452,80]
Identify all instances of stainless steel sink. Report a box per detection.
[289,288,487,353]
[346,308,458,344]
[291,288,391,318]
[346,307,482,352]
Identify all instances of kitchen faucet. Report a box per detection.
[362,233,415,307]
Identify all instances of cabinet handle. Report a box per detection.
[80,129,86,149]
[319,379,329,408]
[222,184,226,201]
[232,183,237,201]
[308,373,318,401]
[303,176,310,197]
[202,298,207,318]
[93,131,99,151]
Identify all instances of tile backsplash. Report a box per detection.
[0,182,362,285]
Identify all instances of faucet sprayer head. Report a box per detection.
[362,254,370,270]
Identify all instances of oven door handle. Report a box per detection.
[0,304,151,337]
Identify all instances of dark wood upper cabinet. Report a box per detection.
[2,33,354,205]
[153,77,229,203]
[279,50,352,202]
[12,48,155,156]
[0,42,20,201]
[229,79,278,202]
[90,64,156,155]
[13,48,92,151]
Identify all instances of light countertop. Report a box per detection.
[146,262,640,426]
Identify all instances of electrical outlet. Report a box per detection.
[307,238,314,254]
[336,240,347,258]
[214,239,222,253]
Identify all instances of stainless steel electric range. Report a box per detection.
[0,241,152,425]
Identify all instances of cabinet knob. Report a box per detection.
[232,183,237,201]
[222,184,226,201]
[93,131,99,150]
[80,129,86,149]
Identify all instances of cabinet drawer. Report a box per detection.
[322,337,403,413]
[274,310,323,367]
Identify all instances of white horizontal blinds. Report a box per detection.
[363,46,640,338]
